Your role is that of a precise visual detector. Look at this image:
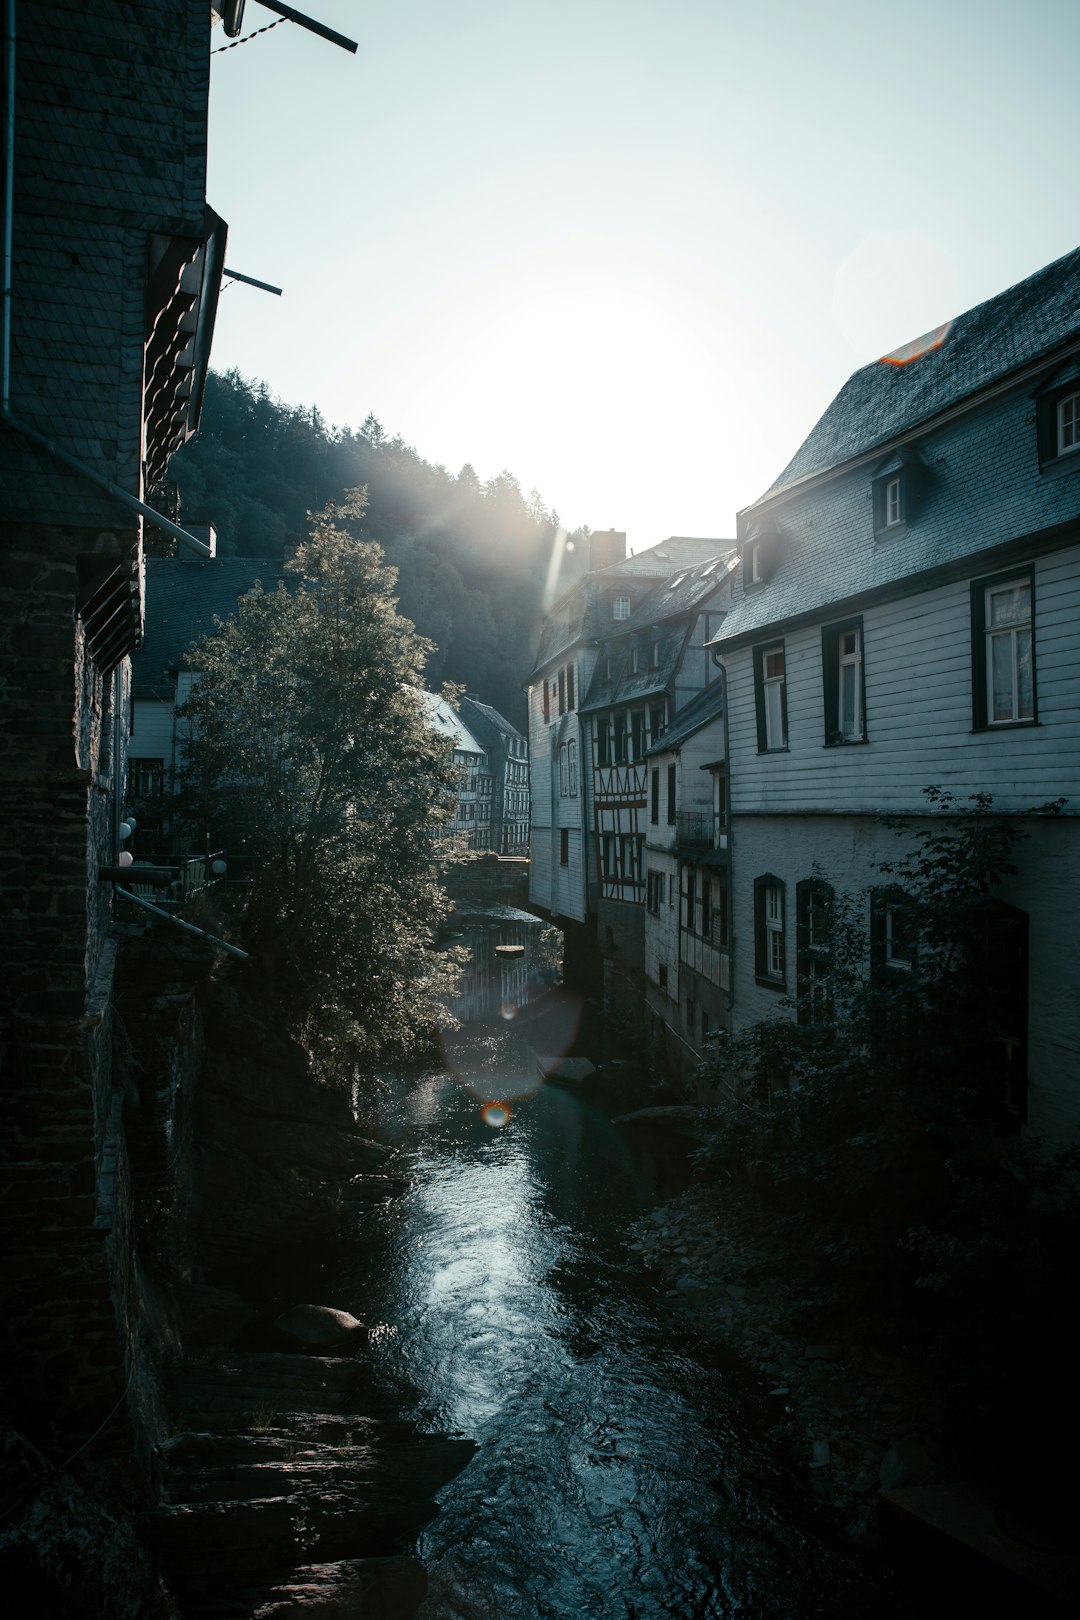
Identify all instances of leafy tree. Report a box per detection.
[178,495,461,1072]
[695,789,1076,1468]
[697,791,1066,1291]
[169,370,569,725]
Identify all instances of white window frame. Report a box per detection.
[762,644,786,750]
[567,738,577,797]
[837,626,863,741]
[749,542,764,585]
[885,903,913,971]
[613,594,630,620]
[1057,390,1080,456]
[885,476,902,527]
[765,883,784,981]
[984,578,1034,725]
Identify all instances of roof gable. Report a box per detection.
[749,244,1080,510]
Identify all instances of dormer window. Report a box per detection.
[742,529,780,587]
[749,542,764,585]
[630,645,641,674]
[613,594,630,620]
[1034,375,1080,475]
[885,476,902,527]
[1058,390,1080,456]
[872,456,920,537]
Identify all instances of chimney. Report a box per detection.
[589,529,626,572]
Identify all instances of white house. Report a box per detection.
[708,244,1080,1142]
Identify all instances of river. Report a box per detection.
[322,910,916,1619]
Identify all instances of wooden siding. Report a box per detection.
[729,814,1080,1142]
[726,543,1080,815]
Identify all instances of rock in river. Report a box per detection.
[273,1304,368,1347]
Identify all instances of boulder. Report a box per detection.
[541,1056,597,1089]
[273,1305,367,1347]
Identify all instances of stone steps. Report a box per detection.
[146,1349,476,1616]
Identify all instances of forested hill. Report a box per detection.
[169,370,585,726]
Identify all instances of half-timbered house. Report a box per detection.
[643,679,730,1091]
[707,245,1080,1142]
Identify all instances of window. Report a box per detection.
[630,709,645,760]
[714,878,730,949]
[971,569,1036,728]
[822,617,866,744]
[754,874,785,987]
[558,668,566,715]
[753,642,787,751]
[658,963,668,993]
[130,757,164,796]
[870,889,916,978]
[596,717,610,766]
[796,878,832,1024]
[613,594,630,620]
[872,462,917,535]
[602,832,614,878]
[885,477,901,526]
[647,871,664,913]
[614,714,628,764]
[567,739,577,797]
[566,663,576,710]
[1036,379,1080,472]
[650,640,661,669]
[650,767,660,825]
[559,828,569,867]
[649,702,665,743]
[542,681,550,723]
[666,764,676,824]
[630,645,641,674]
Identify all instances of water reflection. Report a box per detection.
[343,911,911,1619]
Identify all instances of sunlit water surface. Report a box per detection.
[331,976,913,1620]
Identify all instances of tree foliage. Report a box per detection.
[696,791,1076,1460]
[169,370,589,726]
[178,496,461,1070]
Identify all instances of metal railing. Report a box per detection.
[674,811,718,849]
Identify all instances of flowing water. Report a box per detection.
[335,913,913,1618]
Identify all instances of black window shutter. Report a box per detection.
[970,580,987,728]
[752,645,767,751]
[753,874,766,978]
[821,629,838,743]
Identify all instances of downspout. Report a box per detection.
[711,652,734,1007]
[0,0,211,558]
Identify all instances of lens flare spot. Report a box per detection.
[482,1101,512,1128]
[499,1001,519,1022]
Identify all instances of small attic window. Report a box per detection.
[613,594,631,620]
[667,572,688,590]
[1034,374,1080,476]
[872,459,920,537]
[1056,390,1079,456]
[701,559,717,577]
[743,533,780,587]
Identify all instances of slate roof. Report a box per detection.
[420,691,486,756]
[132,552,284,697]
[750,244,1080,509]
[625,551,736,629]
[459,696,525,750]
[532,539,733,671]
[712,248,1080,652]
[644,676,726,757]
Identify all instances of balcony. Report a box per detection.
[675,811,718,851]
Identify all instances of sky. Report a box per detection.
[206,0,1079,549]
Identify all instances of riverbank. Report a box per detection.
[627,1178,952,1540]
[626,1172,1079,1613]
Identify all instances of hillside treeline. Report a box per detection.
[170,370,583,724]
